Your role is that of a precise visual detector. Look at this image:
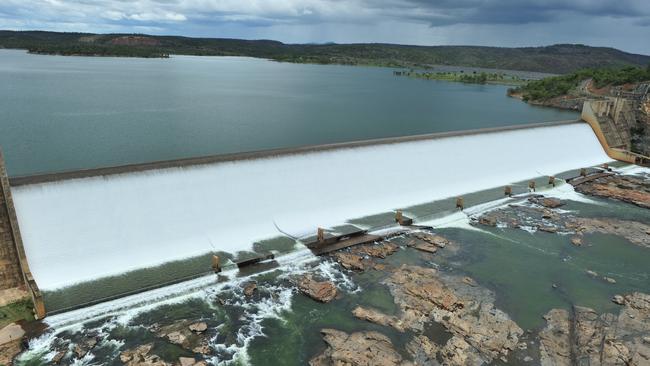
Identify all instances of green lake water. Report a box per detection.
[0,49,577,176]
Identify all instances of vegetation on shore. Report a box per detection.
[394,70,528,86]
[2,30,650,74]
[0,299,34,329]
[510,65,650,101]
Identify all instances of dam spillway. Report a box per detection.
[10,121,610,295]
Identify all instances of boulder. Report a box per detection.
[179,357,196,366]
[119,343,171,366]
[243,282,257,297]
[73,337,97,358]
[332,252,366,271]
[297,276,337,303]
[188,322,207,333]
[479,216,498,227]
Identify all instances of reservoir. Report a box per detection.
[0,49,576,176]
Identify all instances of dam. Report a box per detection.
[3,120,611,316]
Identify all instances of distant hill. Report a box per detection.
[1,30,649,74]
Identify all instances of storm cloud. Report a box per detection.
[1,0,649,54]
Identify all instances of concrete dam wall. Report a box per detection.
[8,121,610,307]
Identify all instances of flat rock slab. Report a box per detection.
[0,322,25,345]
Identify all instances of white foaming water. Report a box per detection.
[12,123,609,290]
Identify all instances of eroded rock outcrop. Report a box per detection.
[573,174,650,209]
[539,292,650,366]
[353,265,523,365]
[297,276,337,303]
[119,343,171,366]
[309,329,413,366]
[475,196,650,249]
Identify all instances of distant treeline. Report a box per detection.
[395,70,528,86]
[2,30,650,74]
[510,65,650,101]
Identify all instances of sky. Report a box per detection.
[1,0,649,55]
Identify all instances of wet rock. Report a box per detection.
[361,265,522,364]
[165,331,187,346]
[120,343,171,366]
[573,174,650,209]
[413,242,438,254]
[569,217,650,248]
[188,322,207,333]
[462,276,478,287]
[350,241,399,259]
[179,357,196,366]
[413,233,449,248]
[74,337,97,358]
[523,356,533,362]
[570,236,583,246]
[154,320,210,353]
[587,270,599,277]
[439,336,484,366]
[603,276,617,284]
[309,329,413,366]
[538,225,558,233]
[52,350,67,364]
[613,295,626,305]
[297,276,337,303]
[541,198,564,208]
[539,293,650,366]
[352,306,405,332]
[539,309,572,366]
[332,252,366,271]
[479,215,498,227]
[243,282,257,297]
[192,345,211,354]
[406,335,438,365]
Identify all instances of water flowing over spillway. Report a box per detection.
[12,123,610,291]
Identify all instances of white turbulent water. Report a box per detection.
[12,123,610,290]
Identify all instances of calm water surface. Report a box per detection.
[1,49,577,176]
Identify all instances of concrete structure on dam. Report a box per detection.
[0,150,45,318]
[0,119,620,317]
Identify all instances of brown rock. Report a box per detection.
[74,337,97,358]
[538,225,558,233]
[351,242,399,258]
[192,345,211,354]
[413,242,438,254]
[309,329,412,366]
[570,236,583,246]
[179,357,196,366]
[573,174,650,210]
[120,343,171,366]
[352,306,405,332]
[52,350,66,364]
[406,335,439,365]
[243,282,257,297]
[188,322,207,333]
[541,198,564,208]
[165,331,187,346]
[540,293,650,366]
[297,276,337,303]
[613,295,626,305]
[332,252,365,271]
[479,215,498,227]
